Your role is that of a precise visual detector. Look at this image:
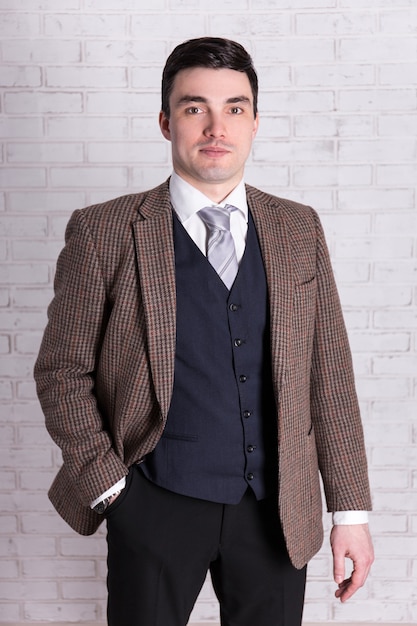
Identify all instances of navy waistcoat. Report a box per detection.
[141,210,277,503]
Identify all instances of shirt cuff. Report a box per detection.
[90,476,127,509]
[332,510,369,525]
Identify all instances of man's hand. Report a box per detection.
[330,523,374,603]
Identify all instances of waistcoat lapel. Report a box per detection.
[131,183,176,421]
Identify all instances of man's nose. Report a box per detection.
[203,112,226,138]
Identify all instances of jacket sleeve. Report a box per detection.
[310,210,372,513]
[34,209,128,507]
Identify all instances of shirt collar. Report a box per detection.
[169,171,248,225]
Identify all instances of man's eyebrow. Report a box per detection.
[175,95,251,106]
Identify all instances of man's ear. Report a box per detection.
[159,111,171,141]
[252,113,259,138]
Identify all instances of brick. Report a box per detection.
[340,88,416,112]
[0,264,49,286]
[5,91,83,114]
[62,580,106,599]
[0,216,47,237]
[0,447,53,469]
[0,515,18,534]
[254,115,291,139]
[23,601,98,622]
[372,446,417,468]
[47,115,128,138]
[0,167,46,188]
[374,211,417,234]
[50,166,128,188]
[8,191,85,212]
[254,38,335,63]
[0,334,10,353]
[296,12,376,35]
[355,376,410,398]
[374,355,417,376]
[350,331,410,352]
[261,90,335,113]
[3,39,81,63]
[86,91,159,114]
[294,164,372,186]
[0,117,43,138]
[0,12,40,37]
[380,8,417,33]
[339,36,416,61]
[374,310,417,329]
[376,164,417,187]
[297,114,373,137]
[0,65,42,87]
[246,0,336,5]
[19,470,55,491]
[364,421,410,445]
[7,142,83,163]
[379,114,417,136]
[209,13,291,37]
[44,13,127,37]
[85,39,166,65]
[12,239,63,261]
[0,536,56,557]
[21,512,70,534]
[338,138,417,162]
[22,558,96,578]
[254,140,334,163]
[0,559,18,577]
[133,13,206,38]
[13,289,54,309]
[374,260,417,283]
[338,188,414,210]
[0,380,13,400]
[60,536,107,557]
[295,63,374,86]
[85,0,164,7]
[0,0,80,7]
[371,469,409,489]
[380,62,417,85]
[259,67,296,94]
[335,237,413,259]
[15,331,43,355]
[87,141,167,163]
[46,66,128,88]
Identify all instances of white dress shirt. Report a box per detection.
[92,172,368,525]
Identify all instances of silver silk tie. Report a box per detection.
[198,204,239,290]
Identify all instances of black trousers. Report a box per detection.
[106,465,306,626]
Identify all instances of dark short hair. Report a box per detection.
[161,37,258,118]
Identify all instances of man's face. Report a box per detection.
[159,67,259,202]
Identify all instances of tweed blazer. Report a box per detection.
[34,180,372,569]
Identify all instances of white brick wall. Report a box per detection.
[0,1,416,624]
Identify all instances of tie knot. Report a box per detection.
[198,204,236,232]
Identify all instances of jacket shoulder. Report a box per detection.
[245,184,321,235]
[74,180,170,230]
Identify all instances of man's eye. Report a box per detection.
[230,107,243,114]
[186,107,202,114]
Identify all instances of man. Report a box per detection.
[34,37,374,626]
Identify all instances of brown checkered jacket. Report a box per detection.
[34,180,372,569]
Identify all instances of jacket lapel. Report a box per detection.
[132,182,176,420]
[246,186,294,396]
